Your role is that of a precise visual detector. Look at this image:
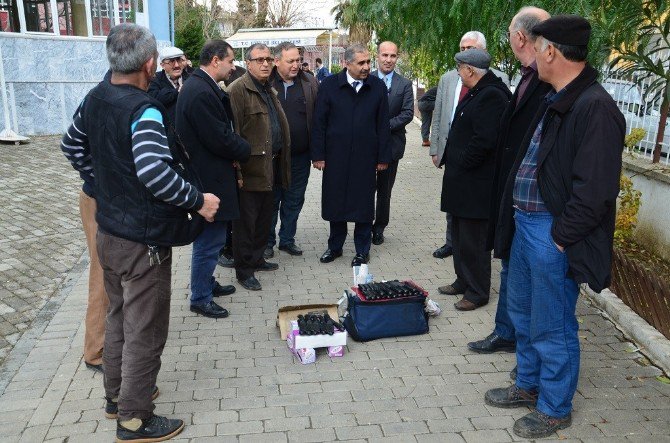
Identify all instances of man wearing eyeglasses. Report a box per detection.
[430,32,509,263]
[264,41,319,259]
[228,43,291,291]
[148,46,189,138]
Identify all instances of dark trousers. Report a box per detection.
[97,230,171,421]
[420,110,433,141]
[191,221,227,305]
[444,212,453,248]
[373,159,399,235]
[268,151,311,247]
[451,216,491,306]
[233,190,274,280]
[329,221,372,255]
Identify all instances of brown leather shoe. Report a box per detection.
[438,284,463,295]
[454,298,478,311]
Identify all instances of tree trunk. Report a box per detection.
[652,84,669,164]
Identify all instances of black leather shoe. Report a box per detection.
[485,385,538,409]
[221,245,233,260]
[116,414,184,442]
[212,281,236,297]
[433,244,453,259]
[217,255,235,268]
[371,232,384,245]
[256,261,279,271]
[351,253,369,267]
[190,301,229,318]
[513,411,572,439]
[320,249,342,263]
[510,365,517,381]
[106,386,159,419]
[263,247,274,259]
[279,243,303,256]
[238,276,262,291]
[85,362,103,374]
[467,333,516,354]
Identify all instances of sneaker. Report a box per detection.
[485,384,538,409]
[116,414,184,442]
[513,410,572,439]
[106,386,160,419]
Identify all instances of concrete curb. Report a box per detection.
[585,287,670,375]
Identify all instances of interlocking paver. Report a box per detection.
[0,124,668,441]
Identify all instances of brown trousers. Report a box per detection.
[79,191,108,366]
[96,230,172,420]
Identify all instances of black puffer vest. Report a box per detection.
[83,81,202,247]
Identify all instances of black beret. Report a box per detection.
[532,14,591,46]
[454,49,491,70]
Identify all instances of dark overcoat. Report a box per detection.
[495,65,625,292]
[440,71,511,219]
[311,70,391,222]
[148,70,189,130]
[175,68,250,221]
[486,69,552,253]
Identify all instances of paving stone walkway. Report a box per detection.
[0,125,668,442]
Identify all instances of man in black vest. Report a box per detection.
[61,24,219,442]
[176,40,251,316]
[467,7,551,360]
[265,41,319,259]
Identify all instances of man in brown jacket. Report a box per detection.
[228,43,291,291]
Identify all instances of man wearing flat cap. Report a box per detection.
[148,46,190,139]
[439,48,510,311]
[486,15,624,439]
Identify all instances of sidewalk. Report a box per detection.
[0,124,668,442]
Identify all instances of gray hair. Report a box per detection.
[245,43,269,60]
[513,7,549,41]
[460,31,487,49]
[344,43,368,63]
[471,66,488,76]
[273,41,297,59]
[106,23,157,74]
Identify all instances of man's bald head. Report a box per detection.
[511,6,551,39]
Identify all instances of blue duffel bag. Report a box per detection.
[343,290,429,341]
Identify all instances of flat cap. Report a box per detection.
[160,46,184,62]
[454,49,490,70]
[532,14,591,46]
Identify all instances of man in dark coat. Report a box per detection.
[176,40,251,318]
[484,16,624,439]
[467,7,551,358]
[371,41,414,246]
[148,46,189,137]
[265,42,319,258]
[418,86,437,146]
[312,43,391,267]
[439,49,511,311]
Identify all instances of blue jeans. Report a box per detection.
[190,221,227,306]
[493,259,515,341]
[508,209,579,418]
[268,151,311,247]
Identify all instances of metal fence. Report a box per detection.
[602,68,669,165]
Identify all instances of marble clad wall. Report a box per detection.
[0,34,170,136]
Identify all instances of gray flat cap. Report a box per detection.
[454,49,491,69]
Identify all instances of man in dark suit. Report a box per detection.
[467,7,551,359]
[439,49,511,311]
[176,40,251,318]
[148,46,189,135]
[371,41,414,246]
[312,44,391,267]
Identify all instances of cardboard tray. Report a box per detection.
[277,304,340,340]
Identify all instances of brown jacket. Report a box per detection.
[228,72,291,191]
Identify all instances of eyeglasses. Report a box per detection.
[249,57,275,65]
[162,57,182,65]
[459,45,476,51]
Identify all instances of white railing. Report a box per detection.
[602,68,669,165]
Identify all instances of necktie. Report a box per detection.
[458,85,469,103]
[352,81,360,92]
[384,75,391,91]
[173,79,181,92]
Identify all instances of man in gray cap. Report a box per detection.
[438,48,510,311]
[485,15,625,439]
[148,46,190,134]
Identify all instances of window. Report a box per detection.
[23,0,54,33]
[0,0,20,32]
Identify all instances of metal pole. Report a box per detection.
[328,29,332,70]
[0,46,28,142]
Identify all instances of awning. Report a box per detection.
[226,28,333,49]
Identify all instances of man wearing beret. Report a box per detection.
[485,15,624,438]
[439,48,511,311]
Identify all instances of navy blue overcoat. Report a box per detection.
[310,70,391,222]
